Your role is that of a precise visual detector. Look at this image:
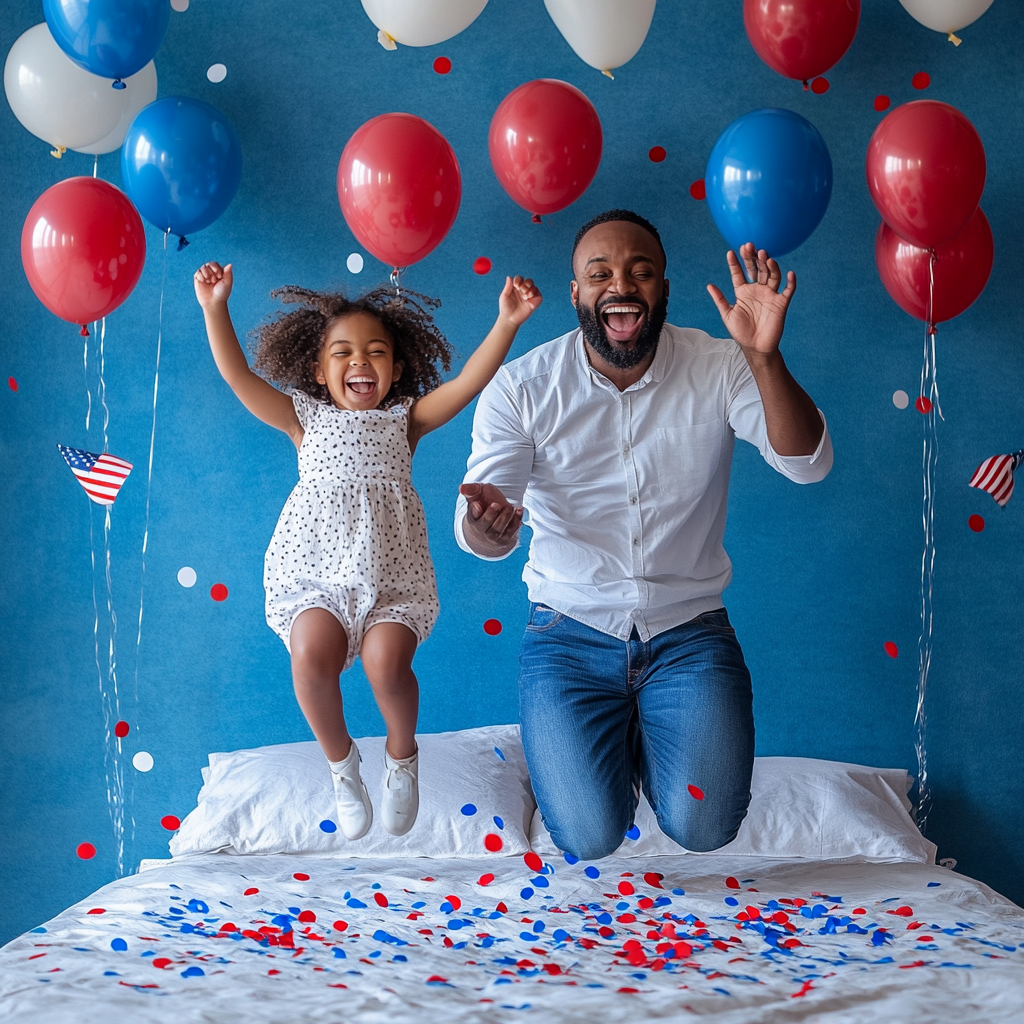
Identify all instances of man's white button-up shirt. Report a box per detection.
[454,325,832,641]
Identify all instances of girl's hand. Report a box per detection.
[194,261,233,310]
[498,275,542,328]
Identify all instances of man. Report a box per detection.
[454,210,832,859]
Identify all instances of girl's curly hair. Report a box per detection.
[250,286,452,408]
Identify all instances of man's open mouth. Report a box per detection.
[346,375,376,396]
[599,302,646,344]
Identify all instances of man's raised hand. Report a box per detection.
[460,482,523,557]
[706,242,796,357]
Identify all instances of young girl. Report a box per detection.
[194,262,541,839]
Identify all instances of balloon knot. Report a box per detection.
[601,69,614,79]
[802,79,809,90]
[80,325,90,337]
[377,29,397,50]
[177,236,190,251]
[50,145,66,160]
[531,214,542,223]
[947,31,962,46]
[927,323,937,336]
[112,78,126,90]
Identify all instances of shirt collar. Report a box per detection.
[574,325,672,392]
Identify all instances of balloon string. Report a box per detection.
[97,317,126,877]
[915,271,939,837]
[93,155,98,179]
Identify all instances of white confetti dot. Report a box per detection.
[177,566,197,588]
[892,389,909,410]
[346,252,364,274]
[133,751,154,773]
[170,0,188,10]
[207,63,227,84]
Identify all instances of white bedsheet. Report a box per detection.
[1,852,1022,1023]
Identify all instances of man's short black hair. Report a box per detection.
[571,209,666,275]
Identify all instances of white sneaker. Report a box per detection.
[381,747,419,836]
[328,741,373,840]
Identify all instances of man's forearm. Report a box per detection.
[743,350,823,456]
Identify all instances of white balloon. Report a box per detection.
[544,0,657,74]
[4,23,128,153]
[73,61,157,155]
[360,0,488,47]
[897,0,994,35]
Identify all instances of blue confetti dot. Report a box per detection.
[393,954,407,961]
[440,901,454,914]
[288,907,301,914]
[672,888,686,895]
[494,747,506,761]
[333,948,346,958]
[625,825,641,840]
[448,920,465,930]
[493,815,504,829]
[371,883,381,890]
[347,898,367,909]
[928,882,941,887]
[532,921,545,933]
[616,901,630,910]
[584,866,600,879]
[596,912,612,924]
[521,887,534,899]
[412,901,426,909]
[725,896,739,906]
[563,853,579,865]
[531,875,549,888]
[30,927,46,934]
[110,938,127,952]
[181,966,204,978]
[187,900,208,914]
[319,819,338,833]
[553,929,570,942]
[461,803,477,816]
[519,931,536,941]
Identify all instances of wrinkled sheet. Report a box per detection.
[1,852,1023,1023]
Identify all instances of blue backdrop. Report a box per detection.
[2,0,1022,945]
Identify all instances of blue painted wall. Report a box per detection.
[2,0,1022,944]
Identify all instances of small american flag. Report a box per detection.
[968,449,1024,508]
[57,445,133,506]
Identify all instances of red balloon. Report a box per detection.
[21,177,146,330]
[866,100,986,250]
[337,113,461,269]
[488,79,602,219]
[875,208,993,325]
[744,0,861,82]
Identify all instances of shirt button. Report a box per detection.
[622,446,631,456]
[632,537,639,545]
[630,496,638,505]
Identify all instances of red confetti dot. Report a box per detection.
[643,872,663,888]
[268,968,280,975]
[477,873,495,886]
[725,876,741,890]
[333,919,348,931]
[912,72,930,90]
[160,815,180,831]
[445,894,462,910]
[618,881,635,896]
[243,887,259,896]
[893,905,914,916]
[114,720,129,738]
[433,56,451,74]
[852,907,866,915]
[374,892,388,907]
[915,396,932,414]
[427,975,448,983]
[524,851,543,872]
[648,145,666,163]
[473,257,492,275]
[293,872,310,881]
[483,618,502,635]
[152,957,173,969]
[297,910,316,923]
[87,907,106,914]
[7,377,17,391]
[484,833,503,852]
[884,641,899,658]
[810,76,830,94]
[496,901,508,913]
[874,95,891,112]
[687,783,705,800]
[636,896,654,909]
[210,583,228,602]
[76,843,95,860]
[689,179,706,201]
[968,514,985,533]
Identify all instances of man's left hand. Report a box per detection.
[707,242,796,357]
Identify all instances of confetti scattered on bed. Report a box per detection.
[2,853,1023,1022]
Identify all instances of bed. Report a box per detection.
[2,726,1022,1023]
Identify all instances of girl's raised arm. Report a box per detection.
[195,262,303,446]
[409,275,541,441]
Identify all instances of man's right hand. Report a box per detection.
[459,483,523,558]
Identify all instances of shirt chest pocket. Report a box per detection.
[638,421,723,504]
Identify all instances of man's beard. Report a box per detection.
[575,292,668,370]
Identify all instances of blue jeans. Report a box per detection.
[519,605,755,860]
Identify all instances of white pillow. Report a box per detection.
[529,756,937,864]
[171,724,535,859]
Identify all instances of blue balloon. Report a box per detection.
[44,0,170,84]
[705,108,832,257]
[122,97,242,240]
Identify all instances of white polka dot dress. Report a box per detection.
[264,392,439,669]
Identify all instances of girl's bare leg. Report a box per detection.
[360,622,419,759]
[289,608,351,762]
